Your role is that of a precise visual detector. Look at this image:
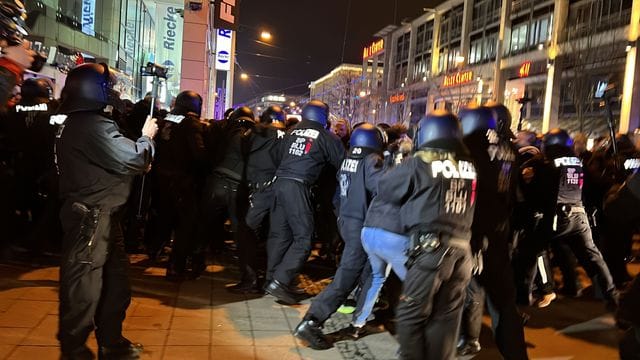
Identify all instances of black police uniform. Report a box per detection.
[199,108,256,282]
[459,106,528,359]
[295,145,385,347]
[545,138,617,309]
[55,64,153,358]
[5,79,59,251]
[148,93,206,279]
[265,117,345,299]
[387,148,476,360]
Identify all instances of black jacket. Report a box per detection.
[275,119,345,183]
[154,113,207,180]
[338,149,385,224]
[56,111,154,208]
[373,149,477,240]
[246,123,285,184]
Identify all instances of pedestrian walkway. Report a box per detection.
[0,256,628,359]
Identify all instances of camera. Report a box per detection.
[186,0,203,11]
[140,62,168,79]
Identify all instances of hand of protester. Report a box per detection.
[142,116,159,139]
[522,167,535,183]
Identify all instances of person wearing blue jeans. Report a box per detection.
[353,226,410,328]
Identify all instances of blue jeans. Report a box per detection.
[354,226,409,327]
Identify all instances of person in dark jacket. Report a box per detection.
[294,123,386,349]
[147,90,207,281]
[389,110,477,360]
[55,63,157,360]
[229,105,286,293]
[198,106,256,281]
[264,100,345,305]
[543,129,618,311]
[456,104,528,359]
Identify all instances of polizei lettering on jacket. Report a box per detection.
[340,158,359,173]
[431,160,476,179]
[16,103,48,112]
[554,157,582,168]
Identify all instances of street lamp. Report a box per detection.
[289,101,296,107]
[260,31,272,41]
[240,73,249,80]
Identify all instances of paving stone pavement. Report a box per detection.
[0,256,631,360]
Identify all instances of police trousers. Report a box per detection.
[475,229,529,360]
[396,244,472,360]
[307,217,371,324]
[551,210,616,300]
[267,179,313,286]
[58,201,131,354]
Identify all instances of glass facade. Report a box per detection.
[25,0,157,98]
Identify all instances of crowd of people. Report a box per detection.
[0,4,639,359]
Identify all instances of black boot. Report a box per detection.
[265,279,299,305]
[61,346,95,360]
[294,317,332,350]
[98,338,143,360]
[457,338,481,356]
[229,266,261,294]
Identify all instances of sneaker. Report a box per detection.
[536,292,557,308]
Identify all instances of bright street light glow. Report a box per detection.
[240,73,249,80]
[290,101,296,107]
[359,90,367,97]
[260,31,272,41]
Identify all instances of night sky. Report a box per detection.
[234,0,441,104]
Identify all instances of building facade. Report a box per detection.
[360,0,638,136]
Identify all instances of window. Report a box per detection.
[510,23,528,53]
[469,39,482,64]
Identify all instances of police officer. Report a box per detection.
[6,78,58,252]
[294,123,386,349]
[264,100,345,305]
[380,110,475,360]
[199,106,257,284]
[55,63,157,359]
[457,104,528,359]
[229,105,286,293]
[543,129,618,310]
[146,90,207,281]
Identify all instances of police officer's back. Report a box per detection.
[264,100,345,305]
[385,111,476,360]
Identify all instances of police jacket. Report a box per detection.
[338,148,385,223]
[154,113,207,180]
[463,133,518,232]
[56,111,154,208]
[275,119,345,184]
[545,147,585,207]
[5,99,56,185]
[374,148,477,240]
[212,120,253,181]
[246,123,285,184]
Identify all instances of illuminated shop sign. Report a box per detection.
[363,39,384,59]
[216,29,233,71]
[81,0,96,36]
[443,70,474,87]
[390,93,405,103]
[519,61,531,78]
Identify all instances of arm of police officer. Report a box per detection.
[326,134,347,170]
[85,116,157,176]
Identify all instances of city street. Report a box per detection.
[0,255,632,360]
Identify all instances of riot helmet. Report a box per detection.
[349,123,386,152]
[301,100,329,127]
[458,104,496,136]
[543,128,573,149]
[58,63,114,113]
[415,109,463,151]
[229,106,255,124]
[485,101,514,139]
[224,107,235,120]
[20,77,51,105]
[173,90,202,117]
[260,105,286,127]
